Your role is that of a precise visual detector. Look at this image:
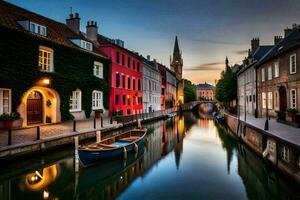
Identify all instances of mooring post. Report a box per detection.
[94,117,96,129]
[8,129,12,145]
[74,136,79,172]
[110,116,113,124]
[101,117,103,128]
[73,120,76,132]
[36,126,40,140]
[96,131,101,143]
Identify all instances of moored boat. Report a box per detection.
[78,129,147,166]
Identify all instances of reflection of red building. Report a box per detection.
[158,63,166,110]
[96,36,143,116]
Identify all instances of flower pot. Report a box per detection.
[287,112,296,122]
[3,120,14,129]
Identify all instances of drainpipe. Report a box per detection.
[244,73,247,122]
[264,91,269,130]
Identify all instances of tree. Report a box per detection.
[183,79,197,103]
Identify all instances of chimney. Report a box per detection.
[147,55,150,61]
[66,12,80,34]
[251,38,259,54]
[86,21,98,41]
[274,36,283,45]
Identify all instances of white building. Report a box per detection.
[142,56,161,113]
[237,39,273,118]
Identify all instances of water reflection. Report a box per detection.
[0,112,300,199]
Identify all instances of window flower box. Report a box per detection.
[0,112,21,129]
[94,109,103,118]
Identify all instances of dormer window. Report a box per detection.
[30,22,47,36]
[81,40,93,51]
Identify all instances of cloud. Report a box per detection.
[188,39,245,46]
[184,62,223,71]
[235,50,249,55]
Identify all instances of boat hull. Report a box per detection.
[79,135,145,166]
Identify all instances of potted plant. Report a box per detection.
[94,109,104,118]
[0,112,21,129]
[46,115,52,123]
[46,99,52,107]
[286,108,298,122]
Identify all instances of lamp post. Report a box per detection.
[264,92,269,130]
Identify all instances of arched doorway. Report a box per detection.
[27,91,43,125]
[279,86,287,120]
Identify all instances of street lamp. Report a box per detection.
[264,93,269,130]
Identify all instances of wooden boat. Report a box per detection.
[78,129,147,166]
[213,112,225,123]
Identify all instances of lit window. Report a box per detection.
[94,61,103,78]
[70,90,81,112]
[274,62,279,78]
[39,46,54,72]
[290,89,297,109]
[0,89,11,114]
[290,54,297,74]
[30,22,47,36]
[261,68,265,82]
[92,90,103,110]
[268,92,273,109]
[262,92,266,109]
[268,66,272,80]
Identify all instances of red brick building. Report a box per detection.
[195,83,215,101]
[85,22,143,116]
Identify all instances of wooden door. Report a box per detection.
[279,86,287,120]
[27,91,43,125]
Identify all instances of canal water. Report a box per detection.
[0,111,299,200]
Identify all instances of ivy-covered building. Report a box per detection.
[0,1,110,127]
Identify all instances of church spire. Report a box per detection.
[225,56,230,72]
[173,36,180,54]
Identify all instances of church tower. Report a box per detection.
[171,36,183,80]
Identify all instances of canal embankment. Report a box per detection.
[0,107,178,161]
[222,111,300,183]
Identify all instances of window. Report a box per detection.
[116,52,120,64]
[261,68,265,82]
[274,91,279,110]
[122,75,126,88]
[0,89,11,114]
[133,78,136,90]
[94,61,103,78]
[262,92,266,109]
[92,90,103,110]
[268,92,273,109]
[39,46,53,72]
[290,54,297,74]
[70,90,81,112]
[137,62,140,72]
[115,95,119,105]
[122,54,125,66]
[127,77,131,89]
[290,89,297,109]
[268,66,272,80]
[281,146,289,163]
[122,95,126,105]
[274,62,279,78]
[30,22,47,36]
[116,73,120,87]
[133,60,136,70]
[127,96,130,105]
[81,40,93,51]
[127,57,131,68]
[138,79,141,91]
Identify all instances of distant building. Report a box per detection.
[158,63,166,110]
[142,56,161,113]
[170,36,184,105]
[195,83,215,101]
[165,68,177,108]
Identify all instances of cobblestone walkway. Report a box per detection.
[0,117,113,148]
[239,114,300,147]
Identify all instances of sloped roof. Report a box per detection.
[252,45,273,61]
[195,83,214,89]
[258,28,300,66]
[173,36,180,54]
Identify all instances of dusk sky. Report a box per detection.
[7,0,300,84]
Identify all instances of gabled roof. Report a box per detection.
[258,28,300,66]
[195,83,214,89]
[0,1,108,59]
[141,56,160,72]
